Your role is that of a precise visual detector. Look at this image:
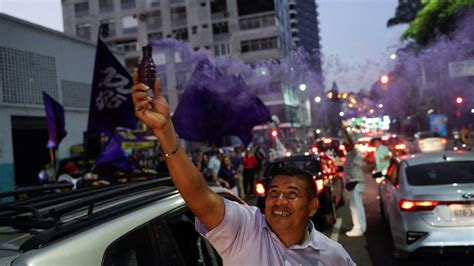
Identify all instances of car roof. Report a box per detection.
[0,179,240,252]
[399,151,474,166]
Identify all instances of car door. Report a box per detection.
[380,160,400,221]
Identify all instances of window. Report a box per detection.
[99,0,114,13]
[74,2,89,17]
[212,22,228,35]
[191,26,198,34]
[241,37,278,53]
[153,211,222,265]
[115,39,138,53]
[406,161,474,186]
[172,28,188,41]
[171,7,187,27]
[100,19,116,38]
[150,0,160,7]
[148,32,163,42]
[121,0,135,9]
[239,14,275,30]
[214,43,230,56]
[103,225,157,266]
[76,23,91,40]
[122,16,138,35]
[146,11,162,30]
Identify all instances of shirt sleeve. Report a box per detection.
[195,199,262,257]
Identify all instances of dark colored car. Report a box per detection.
[312,138,346,158]
[255,153,344,226]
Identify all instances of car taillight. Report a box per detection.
[441,138,447,144]
[399,200,438,212]
[255,183,266,195]
[339,144,345,150]
[312,147,318,153]
[315,179,324,192]
[323,138,332,144]
[395,143,406,150]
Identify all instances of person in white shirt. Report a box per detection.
[373,138,391,183]
[207,149,223,182]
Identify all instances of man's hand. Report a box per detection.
[131,70,170,133]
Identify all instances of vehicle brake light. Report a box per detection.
[382,136,389,141]
[312,147,318,153]
[339,144,345,150]
[395,144,406,150]
[315,179,324,192]
[441,138,447,145]
[323,138,332,144]
[399,200,438,212]
[255,183,266,195]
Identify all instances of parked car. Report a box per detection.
[378,151,474,259]
[413,131,447,153]
[255,153,344,226]
[0,178,244,265]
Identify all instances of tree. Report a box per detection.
[387,0,424,27]
[401,0,474,45]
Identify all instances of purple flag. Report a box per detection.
[87,37,137,137]
[95,132,135,172]
[42,91,67,148]
[172,58,271,145]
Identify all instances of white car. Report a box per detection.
[413,131,446,153]
[379,151,474,259]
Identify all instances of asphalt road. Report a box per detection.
[317,171,474,266]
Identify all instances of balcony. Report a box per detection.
[239,13,276,31]
[115,42,138,53]
[211,11,229,20]
[169,0,185,4]
[150,0,160,7]
[213,33,230,42]
[172,18,187,27]
[147,21,162,31]
[123,27,138,35]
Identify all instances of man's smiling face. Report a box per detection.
[264,175,318,234]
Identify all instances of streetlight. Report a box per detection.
[299,84,307,91]
[339,111,344,117]
[380,75,389,84]
[390,54,397,60]
[314,96,321,103]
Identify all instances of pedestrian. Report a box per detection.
[242,147,258,196]
[341,126,366,237]
[372,137,391,183]
[207,149,223,183]
[217,156,238,195]
[230,147,245,198]
[131,72,355,265]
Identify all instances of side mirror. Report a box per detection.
[337,166,344,172]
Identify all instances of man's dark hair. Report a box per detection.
[270,166,317,199]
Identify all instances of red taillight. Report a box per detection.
[312,147,318,153]
[339,144,345,150]
[441,138,447,145]
[323,138,332,144]
[315,179,324,192]
[399,200,438,212]
[395,143,406,150]
[255,183,266,195]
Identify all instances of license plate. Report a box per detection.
[450,204,474,218]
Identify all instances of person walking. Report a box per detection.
[373,137,391,183]
[341,126,366,237]
[131,72,355,265]
[242,148,258,197]
[217,156,238,195]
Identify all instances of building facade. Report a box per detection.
[0,14,124,193]
[62,0,317,132]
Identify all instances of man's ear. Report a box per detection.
[309,197,319,217]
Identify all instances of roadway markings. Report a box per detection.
[331,217,343,241]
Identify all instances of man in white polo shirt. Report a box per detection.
[131,71,355,265]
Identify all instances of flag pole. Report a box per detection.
[49,147,57,181]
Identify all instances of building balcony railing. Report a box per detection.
[239,13,276,31]
[99,5,114,13]
[121,1,135,10]
[171,18,187,27]
[169,0,185,4]
[150,0,160,7]
[211,11,230,20]
[147,22,162,31]
[213,33,230,42]
[115,42,138,53]
[123,27,138,35]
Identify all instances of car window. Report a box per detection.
[155,211,222,266]
[266,160,322,176]
[406,161,474,186]
[103,224,157,266]
[419,132,441,139]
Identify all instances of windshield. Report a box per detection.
[406,161,474,186]
[265,160,322,178]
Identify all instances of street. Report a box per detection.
[315,171,474,266]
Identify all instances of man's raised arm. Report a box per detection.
[131,71,224,230]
